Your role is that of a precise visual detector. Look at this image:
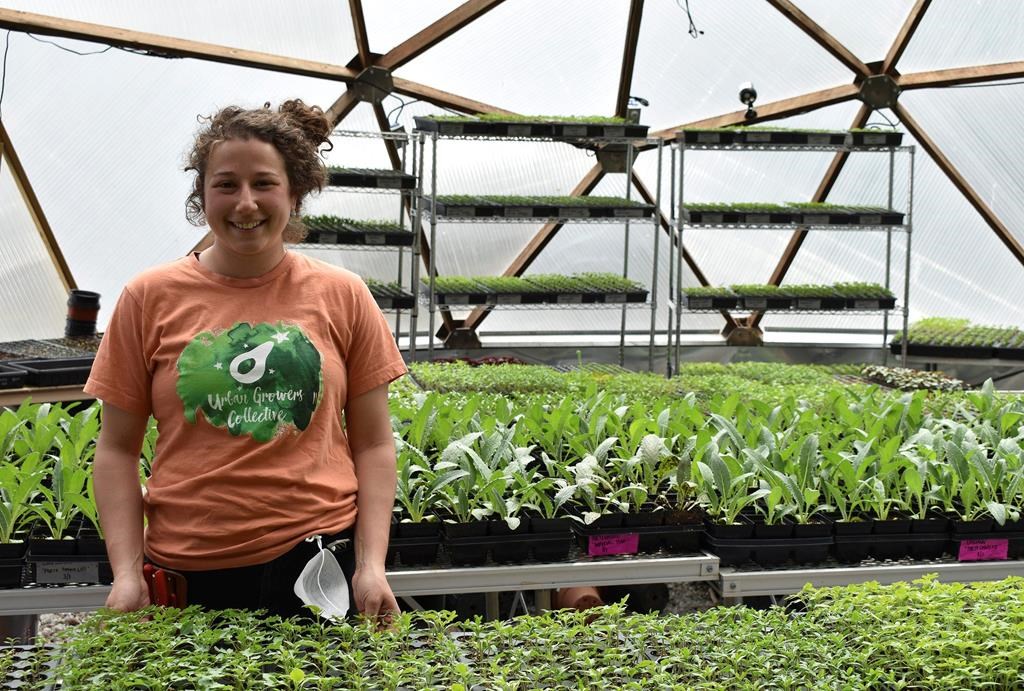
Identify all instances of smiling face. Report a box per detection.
[201,138,298,278]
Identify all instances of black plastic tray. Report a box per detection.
[0,362,27,389]
[704,535,833,567]
[6,356,95,386]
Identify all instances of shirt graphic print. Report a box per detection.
[176,322,323,442]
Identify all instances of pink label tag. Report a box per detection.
[958,538,1009,561]
[588,533,639,557]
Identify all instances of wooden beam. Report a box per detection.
[882,0,931,74]
[458,165,606,333]
[348,0,372,68]
[0,8,358,82]
[893,102,1024,267]
[614,0,645,118]
[391,76,515,115]
[765,0,871,77]
[325,90,361,127]
[0,121,76,292]
[378,0,506,70]
[188,232,215,256]
[749,102,873,329]
[629,169,739,330]
[650,83,860,140]
[899,61,1024,90]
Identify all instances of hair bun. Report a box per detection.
[279,99,331,147]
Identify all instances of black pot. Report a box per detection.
[705,519,754,540]
[0,539,27,560]
[792,521,831,538]
[529,517,573,562]
[910,516,950,534]
[953,518,994,534]
[833,519,873,536]
[443,521,489,566]
[872,516,913,535]
[488,518,532,564]
[751,519,794,539]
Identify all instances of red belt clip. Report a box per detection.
[142,563,188,608]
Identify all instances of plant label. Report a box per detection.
[701,213,723,224]
[36,561,100,584]
[863,133,886,145]
[556,293,583,304]
[506,207,533,218]
[559,208,586,218]
[562,125,587,138]
[604,293,627,303]
[958,539,1008,562]
[746,131,771,143]
[377,177,403,189]
[508,125,532,138]
[747,214,771,224]
[808,134,830,146]
[687,297,712,310]
[797,298,822,310]
[613,208,645,217]
[745,297,768,310]
[804,214,829,225]
[497,294,521,304]
[588,533,639,556]
[365,233,386,245]
[859,215,883,225]
[697,132,719,144]
[854,299,880,310]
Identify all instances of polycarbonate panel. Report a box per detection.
[395,0,630,116]
[362,1,467,57]
[791,0,916,66]
[1,36,361,330]
[0,162,67,340]
[632,0,855,132]
[3,1,356,65]
[899,1,1024,73]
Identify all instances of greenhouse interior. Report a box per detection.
[1,1,1024,687]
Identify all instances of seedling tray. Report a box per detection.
[0,643,59,689]
[6,356,95,386]
[738,296,793,310]
[413,116,649,139]
[573,523,703,555]
[704,536,833,567]
[832,533,950,563]
[0,362,27,389]
[327,168,416,190]
[846,297,897,310]
[304,226,414,247]
[889,342,995,359]
[0,559,24,588]
[794,296,848,310]
[444,533,574,566]
[682,295,739,310]
[387,535,442,567]
[684,207,904,226]
[680,129,903,148]
[421,197,655,220]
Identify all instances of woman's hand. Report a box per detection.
[105,570,151,612]
[352,565,399,625]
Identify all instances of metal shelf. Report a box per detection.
[717,557,1024,598]
[425,214,654,224]
[0,385,90,407]
[289,242,411,253]
[387,552,719,597]
[427,299,650,310]
[323,186,415,195]
[684,306,900,315]
[677,222,907,232]
[0,553,718,614]
[418,134,661,145]
[677,143,914,154]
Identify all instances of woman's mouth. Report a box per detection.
[231,219,265,231]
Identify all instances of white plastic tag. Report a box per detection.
[293,535,351,620]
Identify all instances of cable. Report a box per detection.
[675,0,704,38]
[945,79,1024,89]
[26,32,113,56]
[0,31,9,120]
[864,109,901,130]
[385,94,421,127]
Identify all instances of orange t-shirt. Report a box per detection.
[84,251,407,570]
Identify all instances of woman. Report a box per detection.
[86,100,406,621]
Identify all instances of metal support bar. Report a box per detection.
[619,141,634,367]
[648,139,663,373]
[902,148,915,366]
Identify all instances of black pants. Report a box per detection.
[151,529,356,620]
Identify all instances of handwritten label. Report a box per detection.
[507,124,532,138]
[958,538,1009,562]
[589,533,639,557]
[36,561,99,584]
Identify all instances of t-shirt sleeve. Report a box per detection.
[83,286,153,416]
[344,280,408,402]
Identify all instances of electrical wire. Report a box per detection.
[944,79,1024,88]
[864,109,901,130]
[26,32,113,56]
[675,0,704,38]
[385,94,421,127]
[0,31,9,120]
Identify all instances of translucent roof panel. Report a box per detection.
[794,0,916,65]
[899,1,1024,73]
[3,0,356,64]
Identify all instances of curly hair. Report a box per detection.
[185,99,332,243]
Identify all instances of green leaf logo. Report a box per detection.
[176,322,322,442]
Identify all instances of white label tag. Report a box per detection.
[808,134,830,146]
[860,214,883,225]
[365,233,386,245]
[563,125,587,137]
[701,213,723,224]
[605,293,628,303]
[508,124,532,137]
[506,207,533,218]
[557,293,583,304]
[804,214,829,225]
[745,297,768,309]
[36,561,99,584]
[747,132,771,142]
[377,177,402,189]
[614,208,644,217]
[854,299,880,309]
[497,294,521,304]
[863,133,886,145]
[687,298,712,310]
[747,214,771,224]
[444,294,470,304]
[559,207,586,218]
[797,299,822,310]
[697,132,719,143]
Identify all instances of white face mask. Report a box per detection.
[293,535,351,620]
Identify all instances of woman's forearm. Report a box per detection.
[352,442,397,570]
[94,447,146,579]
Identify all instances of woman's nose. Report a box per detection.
[236,184,258,211]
